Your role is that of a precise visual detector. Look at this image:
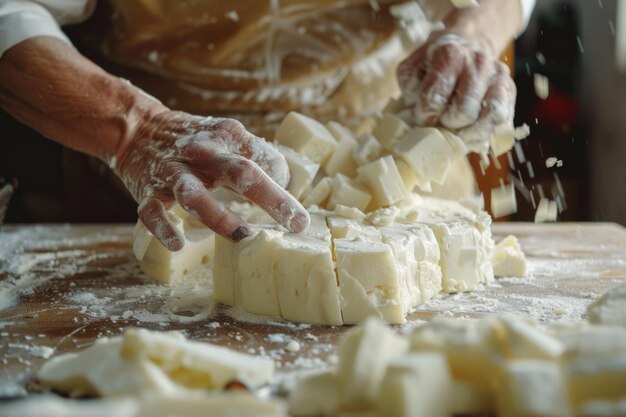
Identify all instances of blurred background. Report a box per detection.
[1,0,624,225]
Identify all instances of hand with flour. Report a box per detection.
[0,37,310,251]
[116,113,310,251]
[396,0,525,153]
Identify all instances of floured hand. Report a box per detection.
[397,32,516,153]
[115,111,310,251]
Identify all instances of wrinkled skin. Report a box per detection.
[116,111,310,251]
[397,32,517,153]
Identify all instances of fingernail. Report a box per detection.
[289,211,310,233]
[231,226,250,242]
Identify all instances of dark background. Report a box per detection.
[1,1,623,224]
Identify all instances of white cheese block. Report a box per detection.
[213,235,237,306]
[352,133,382,166]
[337,317,409,411]
[327,174,372,212]
[490,183,517,218]
[410,317,493,387]
[494,360,572,417]
[288,370,338,417]
[237,229,283,317]
[393,127,459,186]
[334,204,366,220]
[325,121,358,177]
[587,285,626,327]
[394,158,420,193]
[334,236,405,324]
[275,111,337,164]
[274,215,343,325]
[277,145,320,199]
[37,329,274,396]
[376,353,454,417]
[133,220,153,262]
[534,73,550,100]
[564,354,626,404]
[372,113,410,151]
[492,235,527,277]
[327,217,381,240]
[535,197,558,222]
[301,177,332,208]
[141,227,214,284]
[357,156,407,208]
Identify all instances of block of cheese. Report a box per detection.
[324,121,358,177]
[494,360,572,417]
[334,236,405,324]
[327,217,381,240]
[563,353,626,404]
[337,317,409,411]
[394,158,420,193]
[491,183,517,218]
[327,174,372,212]
[535,197,558,222]
[587,285,626,327]
[393,126,461,186]
[301,177,332,208]
[288,371,338,417]
[376,353,454,417]
[213,235,237,305]
[372,113,410,151]
[352,133,382,166]
[277,145,320,199]
[275,111,337,164]
[357,156,407,208]
[492,235,528,277]
[37,328,274,397]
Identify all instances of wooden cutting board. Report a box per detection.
[1,222,626,397]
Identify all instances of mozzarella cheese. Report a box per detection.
[37,329,274,397]
[492,235,528,277]
[327,174,372,212]
[376,353,454,417]
[587,285,626,327]
[277,145,320,200]
[275,111,337,164]
[372,113,410,151]
[325,121,358,177]
[357,156,407,208]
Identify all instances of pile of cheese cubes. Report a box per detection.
[289,316,626,417]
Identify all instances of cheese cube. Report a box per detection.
[327,217,381,240]
[376,353,454,417]
[237,229,282,317]
[587,285,626,326]
[327,174,372,212]
[490,183,517,218]
[274,215,343,325]
[141,226,214,284]
[333,204,366,220]
[325,121,358,177]
[494,360,572,417]
[394,158,420,193]
[492,235,527,277]
[277,145,320,199]
[393,127,456,186]
[334,237,405,324]
[358,156,407,207]
[410,317,493,387]
[535,197,558,222]
[372,113,410,151]
[288,371,338,417]
[491,126,516,157]
[352,133,382,166]
[213,235,237,306]
[564,354,626,404]
[337,318,409,410]
[275,111,337,163]
[301,177,332,208]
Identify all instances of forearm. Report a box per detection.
[442,0,523,57]
[0,36,166,164]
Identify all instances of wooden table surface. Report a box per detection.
[1,222,626,398]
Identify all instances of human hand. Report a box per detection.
[115,111,310,251]
[397,32,516,153]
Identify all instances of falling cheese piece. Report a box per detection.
[490,183,517,218]
[535,198,558,222]
[492,235,528,277]
[275,111,337,164]
[534,73,550,100]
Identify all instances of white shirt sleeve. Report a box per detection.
[0,0,95,58]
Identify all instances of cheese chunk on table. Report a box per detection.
[327,174,372,212]
[275,111,336,164]
[301,177,332,207]
[358,155,407,208]
[372,113,409,151]
[492,235,527,277]
[325,121,358,177]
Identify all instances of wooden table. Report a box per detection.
[1,222,626,398]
